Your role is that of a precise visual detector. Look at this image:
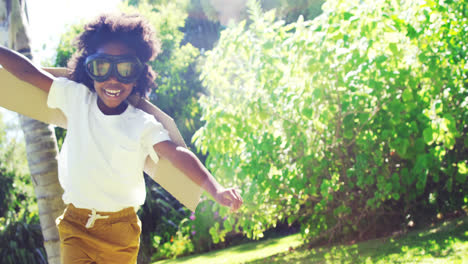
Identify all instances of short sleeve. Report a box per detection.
[47,77,85,117]
[141,114,171,163]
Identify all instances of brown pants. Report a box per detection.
[56,204,141,264]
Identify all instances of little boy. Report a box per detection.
[0,13,242,263]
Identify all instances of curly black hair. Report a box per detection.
[67,13,161,98]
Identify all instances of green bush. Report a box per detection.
[0,212,46,264]
[138,175,188,262]
[260,0,325,23]
[0,115,45,263]
[194,0,468,243]
[150,200,240,260]
[192,0,325,25]
[150,218,194,260]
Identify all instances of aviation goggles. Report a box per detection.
[84,53,143,84]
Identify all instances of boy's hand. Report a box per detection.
[213,187,243,212]
[154,141,243,212]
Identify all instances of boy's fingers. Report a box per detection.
[218,192,232,205]
[233,189,243,202]
[231,191,241,210]
[218,188,242,211]
[227,189,242,211]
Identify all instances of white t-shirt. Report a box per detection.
[47,77,171,212]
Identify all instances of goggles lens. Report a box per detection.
[88,59,111,77]
[116,62,138,77]
[84,54,143,83]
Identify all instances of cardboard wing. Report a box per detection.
[0,67,67,128]
[0,67,202,211]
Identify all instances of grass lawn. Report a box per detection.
[153,216,468,264]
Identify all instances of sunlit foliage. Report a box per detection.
[0,114,45,263]
[195,0,468,242]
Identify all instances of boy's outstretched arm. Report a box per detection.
[0,45,54,93]
[154,140,243,211]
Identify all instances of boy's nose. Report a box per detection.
[106,74,119,83]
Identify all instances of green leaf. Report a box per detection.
[402,89,413,102]
[423,127,433,143]
[396,138,409,156]
[384,182,392,193]
[343,12,354,20]
[344,129,354,139]
[401,168,411,185]
[389,43,399,55]
[375,55,388,64]
[455,171,467,184]
[444,133,456,149]
[459,162,468,175]
[263,41,274,50]
[288,215,297,225]
[406,24,418,39]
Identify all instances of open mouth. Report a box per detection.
[104,88,122,97]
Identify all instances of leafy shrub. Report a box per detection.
[137,175,189,262]
[150,199,241,260]
[194,0,468,243]
[0,212,46,264]
[260,0,325,23]
[0,116,45,263]
[150,218,194,260]
[191,0,325,25]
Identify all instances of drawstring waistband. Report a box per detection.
[60,204,138,229]
[85,208,110,229]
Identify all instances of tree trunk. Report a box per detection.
[0,1,65,263]
[19,117,64,264]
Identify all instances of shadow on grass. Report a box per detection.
[370,217,468,259]
[249,216,468,264]
[231,238,283,253]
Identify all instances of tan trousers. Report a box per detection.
[56,204,141,264]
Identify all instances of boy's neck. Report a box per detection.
[97,98,128,115]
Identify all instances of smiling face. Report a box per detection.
[93,42,137,115]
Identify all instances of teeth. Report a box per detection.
[104,89,121,97]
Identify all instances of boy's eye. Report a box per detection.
[90,60,111,76]
[117,62,136,77]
